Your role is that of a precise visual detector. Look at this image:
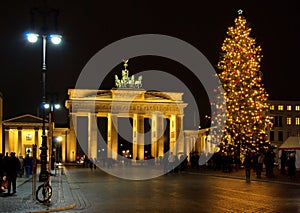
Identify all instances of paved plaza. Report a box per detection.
[0,165,299,213]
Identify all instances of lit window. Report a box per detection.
[26,134,32,141]
[287,105,292,111]
[287,117,292,125]
[270,105,274,111]
[278,105,284,111]
[296,105,300,111]
[296,117,300,125]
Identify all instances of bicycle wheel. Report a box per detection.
[36,183,53,203]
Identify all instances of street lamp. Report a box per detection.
[55,136,63,163]
[44,102,61,172]
[26,32,62,182]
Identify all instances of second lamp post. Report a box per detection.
[26,32,62,182]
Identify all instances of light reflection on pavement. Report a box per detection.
[65,166,300,213]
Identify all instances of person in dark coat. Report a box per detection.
[280,151,287,174]
[24,154,32,178]
[0,153,4,192]
[244,151,251,182]
[5,152,21,195]
[287,153,296,179]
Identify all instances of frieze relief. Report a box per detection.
[70,101,186,115]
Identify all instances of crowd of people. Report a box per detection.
[75,149,297,180]
[206,149,297,179]
[0,152,33,195]
[0,152,21,195]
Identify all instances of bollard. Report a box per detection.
[55,165,59,176]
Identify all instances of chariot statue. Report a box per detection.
[115,59,143,89]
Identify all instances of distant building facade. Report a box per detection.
[2,114,68,164]
[0,92,2,153]
[3,114,45,157]
[268,100,300,148]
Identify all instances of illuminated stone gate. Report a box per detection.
[65,60,189,161]
[65,88,188,161]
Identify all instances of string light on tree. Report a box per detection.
[216,10,272,157]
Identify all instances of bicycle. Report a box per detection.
[36,174,52,203]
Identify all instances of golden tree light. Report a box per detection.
[216,12,273,157]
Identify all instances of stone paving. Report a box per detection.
[0,167,75,213]
[0,164,299,213]
[190,166,300,185]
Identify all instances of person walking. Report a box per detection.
[244,151,251,182]
[89,157,94,170]
[24,154,31,178]
[0,153,4,192]
[5,152,21,195]
[168,152,176,173]
[256,153,264,178]
[287,153,296,179]
[280,151,287,174]
[18,156,24,178]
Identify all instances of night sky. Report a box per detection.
[1,0,300,127]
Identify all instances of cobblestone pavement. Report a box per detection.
[63,166,300,213]
[0,165,299,213]
[189,166,300,185]
[0,167,75,213]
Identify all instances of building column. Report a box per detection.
[68,114,77,162]
[34,128,39,146]
[88,113,98,159]
[151,114,157,158]
[200,133,206,153]
[107,113,118,160]
[169,115,176,154]
[61,131,67,163]
[17,127,22,157]
[4,128,10,154]
[133,114,144,161]
[176,114,184,155]
[132,114,137,161]
[151,113,164,158]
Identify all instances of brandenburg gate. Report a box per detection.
[65,60,188,161]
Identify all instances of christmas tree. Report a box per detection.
[217,10,272,157]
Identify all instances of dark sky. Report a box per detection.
[1,0,300,127]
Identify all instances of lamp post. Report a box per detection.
[44,103,61,172]
[26,33,62,182]
[55,136,63,163]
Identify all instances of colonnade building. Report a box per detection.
[65,88,212,163]
[1,90,211,163]
[1,62,214,163]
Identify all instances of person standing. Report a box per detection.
[244,151,251,182]
[168,152,176,173]
[6,152,21,195]
[280,151,287,174]
[24,154,31,178]
[287,153,296,179]
[256,153,264,178]
[0,153,4,192]
[18,156,24,178]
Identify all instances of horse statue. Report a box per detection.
[114,59,143,89]
[135,75,142,88]
[115,75,121,88]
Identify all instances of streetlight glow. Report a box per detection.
[26,6,62,183]
[26,33,39,43]
[44,103,50,109]
[50,34,62,45]
[54,104,61,109]
[56,136,63,142]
